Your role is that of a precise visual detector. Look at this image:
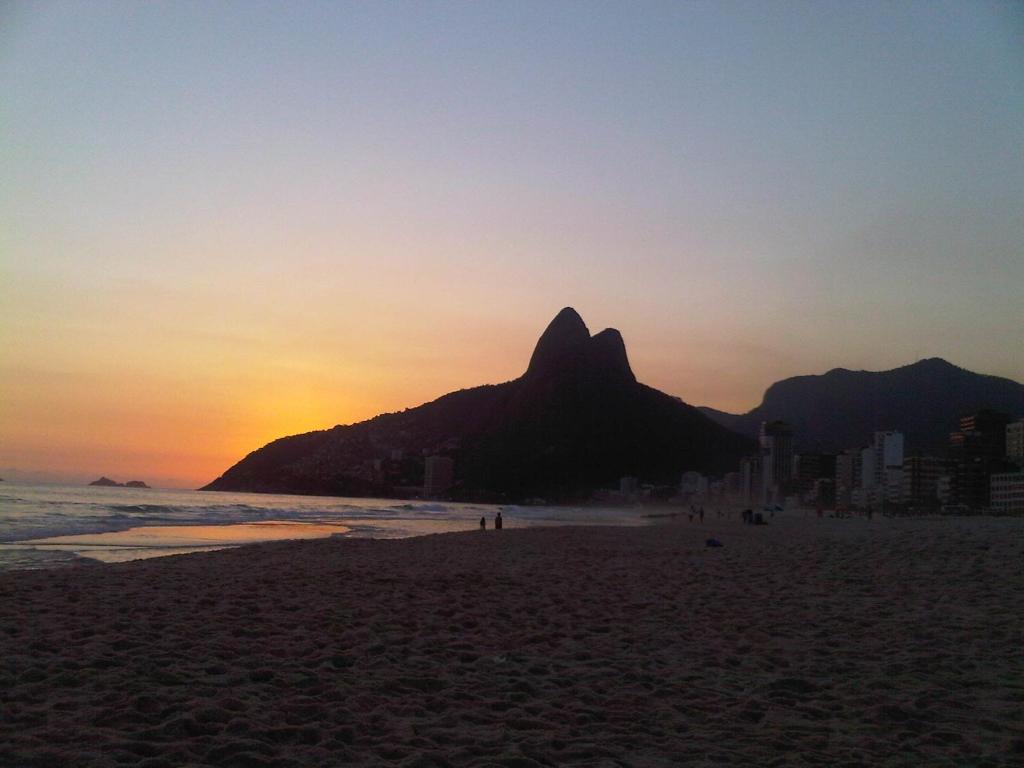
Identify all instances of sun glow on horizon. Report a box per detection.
[2,3,1022,485]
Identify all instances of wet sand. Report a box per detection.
[1,514,1022,766]
[18,521,352,564]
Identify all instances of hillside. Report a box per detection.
[698,358,1024,452]
[203,308,753,500]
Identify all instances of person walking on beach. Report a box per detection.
[495,511,503,530]
[479,516,486,531]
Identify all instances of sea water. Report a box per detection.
[0,483,645,570]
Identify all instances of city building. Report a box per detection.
[723,472,741,503]
[872,431,904,482]
[759,420,794,504]
[1007,419,1024,467]
[793,453,837,501]
[619,476,639,498]
[679,471,708,500]
[835,449,860,507]
[853,445,876,508]
[957,410,1012,443]
[811,478,836,508]
[901,456,952,508]
[872,431,904,506]
[851,432,903,509]
[949,410,1013,508]
[859,445,876,490]
[936,475,954,506]
[423,455,455,498]
[990,472,1024,514]
[739,455,763,506]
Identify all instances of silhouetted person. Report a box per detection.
[480,516,486,531]
[495,511,503,530]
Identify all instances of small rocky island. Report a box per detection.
[88,477,150,488]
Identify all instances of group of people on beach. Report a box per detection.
[479,511,502,530]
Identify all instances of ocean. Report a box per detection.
[0,483,645,571]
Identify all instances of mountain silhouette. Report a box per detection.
[202,308,753,500]
[699,358,1024,453]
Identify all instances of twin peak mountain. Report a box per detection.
[203,308,1024,501]
[202,308,752,500]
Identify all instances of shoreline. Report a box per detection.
[2,516,1022,765]
[0,484,652,572]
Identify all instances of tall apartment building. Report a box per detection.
[853,432,903,508]
[835,449,860,507]
[873,431,904,506]
[793,453,837,500]
[901,456,952,508]
[853,445,876,508]
[949,410,1012,508]
[423,455,455,498]
[739,454,763,506]
[759,420,794,505]
[873,431,904,480]
[1007,420,1024,467]
[990,472,1024,514]
[859,445,874,487]
[723,472,742,503]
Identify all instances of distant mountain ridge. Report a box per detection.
[698,358,1024,453]
[203,308,754,501]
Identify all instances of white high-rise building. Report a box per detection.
[873,432,904,477]
[991,472,1024,514]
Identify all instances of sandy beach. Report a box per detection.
[2,514,1022,767]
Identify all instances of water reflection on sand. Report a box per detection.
[16,521,351,563]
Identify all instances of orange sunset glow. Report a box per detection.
[2,3,1022,488]
[2,6,1023,767]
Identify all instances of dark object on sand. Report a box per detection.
[479,516,486,531]
[495,512,503,529]
[706,538,723,548]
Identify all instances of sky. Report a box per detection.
[2,1,1023,488]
